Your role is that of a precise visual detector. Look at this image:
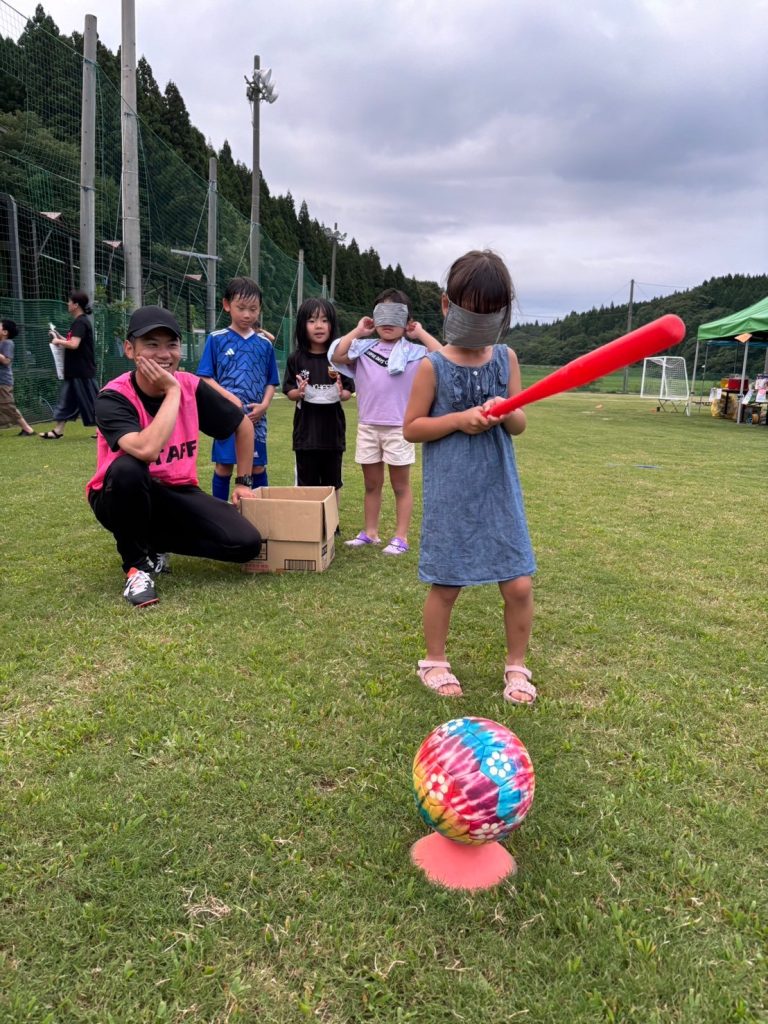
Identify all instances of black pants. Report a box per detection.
[53,378,98,426]
[89,455,262,572]
[295,450,343,489]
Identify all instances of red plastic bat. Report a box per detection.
[483,314,686,418]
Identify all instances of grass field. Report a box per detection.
[1,394,766,1023]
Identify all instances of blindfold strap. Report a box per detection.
[443,300,509,349]
[373,303,409,329]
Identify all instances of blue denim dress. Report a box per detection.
[418,346,536,587]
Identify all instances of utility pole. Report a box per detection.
[324,222,346,303]
[79,14,96,308]
[245,55,278,285]
[121,0,142,306]
[297,248,304,308]
[206,156,218,333]
[622,278,634,393]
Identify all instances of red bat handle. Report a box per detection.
[483,314,686,418]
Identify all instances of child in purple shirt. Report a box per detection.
[329,289,440,554]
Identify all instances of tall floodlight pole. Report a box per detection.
[79,14,96,307]
[245,55,278,285]
[206,156,218,332]
[121,0,142,306]
[323,222,346,303]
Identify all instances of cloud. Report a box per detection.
[23,0,768,317]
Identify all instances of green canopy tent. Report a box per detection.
[689,296,768,420]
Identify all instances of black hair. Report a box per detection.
[223,277,263,304]
[445,250,514,318]
[1,319,18,339]
[294,298,339,353]
[374,288,412,318]
[68,290,93,315]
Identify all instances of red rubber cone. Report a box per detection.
[411,832,516,891]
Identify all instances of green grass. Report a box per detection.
[1,395,766,1024]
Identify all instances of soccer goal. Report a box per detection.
[640,356,689,411]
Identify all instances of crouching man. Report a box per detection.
[87,306,261,607]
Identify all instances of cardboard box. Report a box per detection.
[239,486,338,573]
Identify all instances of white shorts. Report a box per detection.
[355,423,415,466]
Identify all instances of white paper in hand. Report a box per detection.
[49,341,65,380]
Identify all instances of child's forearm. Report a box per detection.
[502,409,527,436]
[410,324,441,352]
[403,411,467,443]
[332,330,359,363]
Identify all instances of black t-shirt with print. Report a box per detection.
[282,350,354,451]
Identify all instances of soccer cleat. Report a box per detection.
[123,567,159,607]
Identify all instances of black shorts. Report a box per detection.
[294,450,343,489]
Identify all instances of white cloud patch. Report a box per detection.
[24,0,768,318]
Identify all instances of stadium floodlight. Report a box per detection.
[245,55,279,283]
[245,65,279,106]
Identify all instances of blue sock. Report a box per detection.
[212,473,231,501]
[252,470,268,489]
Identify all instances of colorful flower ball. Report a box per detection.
[413,717,535,846]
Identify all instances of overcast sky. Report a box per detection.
[16,0,768,320]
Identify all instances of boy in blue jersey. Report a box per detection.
[197,277,280,500]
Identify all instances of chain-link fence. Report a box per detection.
[0,1,332,421]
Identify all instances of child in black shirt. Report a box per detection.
[282,299,354,516]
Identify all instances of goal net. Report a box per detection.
[640,356,689,410]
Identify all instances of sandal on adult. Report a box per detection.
[503,664,537,705]
[417,659,463,697]
[17,429,36,436]
[39,430,63,439]
[344,531,380,548]
[382,537,409,555]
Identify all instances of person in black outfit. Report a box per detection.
[282,299,354,523]
[41,290,98,439]
[87,305,262,608]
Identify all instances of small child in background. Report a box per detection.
[0,319,35,436]
[197,277,280,499]
[283,299,354,518]
[403,250,537,704]
[329,289,440,555]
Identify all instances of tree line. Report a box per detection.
[1,5,764,368]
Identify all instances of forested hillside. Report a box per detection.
[511,274,768,371]
[0,5,442,323]
[1,5,763,367]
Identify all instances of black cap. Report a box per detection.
[127,305,182,340]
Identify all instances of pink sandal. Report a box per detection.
[503,664,537,705]
[417,659,463,697]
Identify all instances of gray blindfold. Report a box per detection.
[443,300,510,349]
[373,303,409,329]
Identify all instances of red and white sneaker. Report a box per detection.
[123,567,159,607]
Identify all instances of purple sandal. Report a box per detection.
[382,537,409,555]
[344,531,381,548]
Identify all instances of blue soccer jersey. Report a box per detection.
[196,327,279,446]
